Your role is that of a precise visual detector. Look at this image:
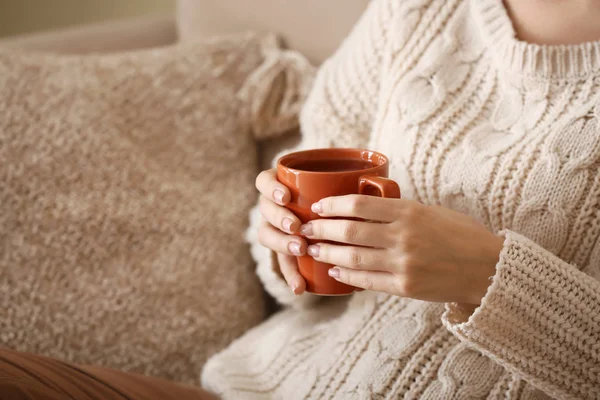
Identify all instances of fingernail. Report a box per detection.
[292,282,301,295]
[307,244,320,257]
[273,189,285,205]
[328,268,340,279]
[311,202,323,213]
[300,223,312,236]
[288,241,302,256]
[282,218,293,233]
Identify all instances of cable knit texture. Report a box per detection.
[202,0,600,398]
[0,33,314,384]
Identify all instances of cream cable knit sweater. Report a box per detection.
[202,0,600,398]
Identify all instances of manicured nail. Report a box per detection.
[273,189,285,205]
[311,201,323,213]
[300,223,313,236]
[307,244,320,257]
[328,268,340,279]
[288,241,302,256]
[282,218,293,232]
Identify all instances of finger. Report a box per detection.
[307,243,388,271]
[256,169,291,206]
[328,267,397,293]
[259,195,301,234]
[312,195,404,222]
[258,219,306,256]
[277,253,306,295]
[300,219,393,247]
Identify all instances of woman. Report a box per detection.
[3,0,599,398]
[202,0,600,398]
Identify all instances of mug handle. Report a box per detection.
[358,175,401,198]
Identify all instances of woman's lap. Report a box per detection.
[0,347,216,400]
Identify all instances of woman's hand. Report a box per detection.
[300,195,505,305]
[255,169,307,295]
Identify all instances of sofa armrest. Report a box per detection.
[0,14,177,54]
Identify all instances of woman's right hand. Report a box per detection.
[255,169,307,295]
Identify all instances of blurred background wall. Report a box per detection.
[0,0,175,38]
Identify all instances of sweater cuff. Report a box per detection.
[246,205,320,309]
[442,230,600,399]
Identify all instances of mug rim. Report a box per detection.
[277,148,389,175]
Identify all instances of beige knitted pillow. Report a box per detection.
[0,33,313,384]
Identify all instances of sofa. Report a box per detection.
[0,0,369,385]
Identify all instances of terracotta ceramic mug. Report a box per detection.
[277,148,401,296]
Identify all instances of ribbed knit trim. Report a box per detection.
[471,0,600,80]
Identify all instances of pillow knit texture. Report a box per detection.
[0,33,314,384]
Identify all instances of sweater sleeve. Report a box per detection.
[442,230,600,400]
[247,0,397,308]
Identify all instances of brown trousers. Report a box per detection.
[0,347,217,400]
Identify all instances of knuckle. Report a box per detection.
[257,226,269,247]
[396,277,415,297]
[276,204,288,220]
[360,274,374,291]
[254,174,261,189]
[399,255,417,273]
[342,221,360,242]
[349,195,366,214]
[397,231,416,253]
[258,195,269,213]
[388,220,402,233]
[403,203,423,223]
[377,254,391,271]
[348,249,362,268]
[314,243,330,262]
[400,237,413,254]
[310,220,324,238]
[255,170,268,188]
[278,254,294,273]
[258,215,269,227]
[382,223,398,246]
[323,198,335,214]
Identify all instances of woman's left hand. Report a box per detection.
[300,195,505,305]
